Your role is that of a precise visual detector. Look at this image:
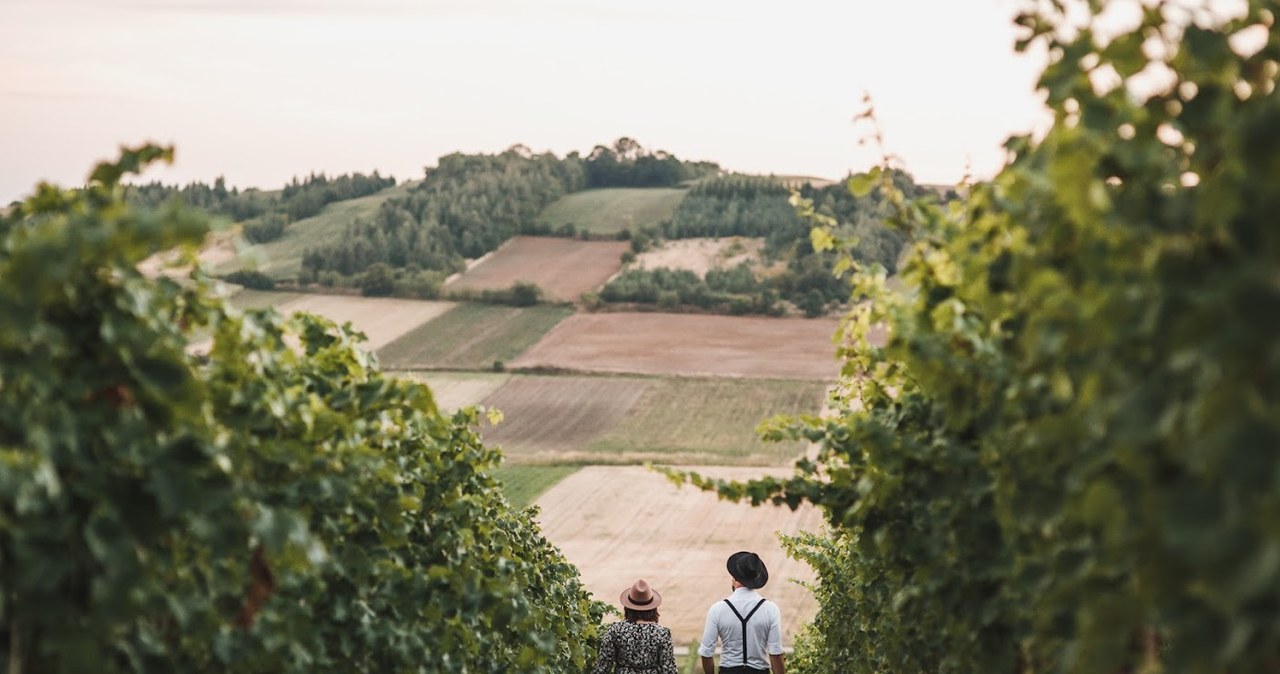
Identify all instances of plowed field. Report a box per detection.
[512,313,841,380]
[445,236,629,301]
[532,465,820,646]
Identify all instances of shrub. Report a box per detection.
[223,269,276,290]
[358,262,395,296]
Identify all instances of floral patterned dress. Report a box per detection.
[590,620,680,674]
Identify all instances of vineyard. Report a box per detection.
[2,2,1276,672]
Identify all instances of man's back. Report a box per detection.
[699,551,785,674]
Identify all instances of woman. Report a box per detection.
[591,579,679,674]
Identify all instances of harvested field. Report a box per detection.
[444,236,629,301]
[377,303,572,370]
[533,465,820,647]
[389,371,510,412]
[512,313,842,380]
[273,295,454,350]
[536,187,687,235]
[477,376,650,459]
[631,237,764,278]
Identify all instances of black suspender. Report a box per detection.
[723,598,767,668]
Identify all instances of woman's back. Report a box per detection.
[592,621,678,674]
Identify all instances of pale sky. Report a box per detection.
[0,0,1048,202]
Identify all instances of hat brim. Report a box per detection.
[619,587,662,611]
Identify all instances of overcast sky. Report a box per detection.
[0,0,1049,201]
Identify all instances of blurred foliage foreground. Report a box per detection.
[0,146,605,673]
[675,1,1280,673]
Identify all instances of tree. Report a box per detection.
[673,1,1280,672]
[358,262,396,296]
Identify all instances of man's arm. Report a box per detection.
[766,602,786,674]
[697,604,720,674]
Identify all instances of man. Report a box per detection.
[698,551,785,674]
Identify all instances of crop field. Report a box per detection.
[388,371,510,412]
[466,375,824,466]
[377,303,573,370]
[264,294,453,350]
[490,465,580,509]
[512,313,842,380]
[216,181,417,280]
[532,465,820,646]
[476,375,651,461]
[227,289,303,311]
[585,377,826,465]
[444,236,630,302]
[630,236,764,277]
[536,187,687,235]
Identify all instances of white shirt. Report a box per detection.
[697,587,784,670]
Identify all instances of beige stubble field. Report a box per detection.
[533,465,821,647]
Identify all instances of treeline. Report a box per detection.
[661,175,803,242]
[127,170,396,243]
[301,147,581,278]
[126,176,272,221]
[596,265,785,316]
[604,172,930,315]
[278,171,397,221]
[582,137,719,188]
[298,139,717,281]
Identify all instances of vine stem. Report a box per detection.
[8,616,22,674]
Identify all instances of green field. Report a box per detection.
[227,289,303,311]
[376,303,572,370]
[536,187,687,235]
[218,181,418,280]
[586,377,828,464]
[491,465,579,509]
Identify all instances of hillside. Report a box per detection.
[217,180,418,279]
[534,186,687,235]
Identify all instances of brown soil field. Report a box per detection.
[274,295,454,350]
[631,237,764,278]
[477,376,651,459]
[511,313,842,380]
[532,465,820,647]
[445,236,630,301]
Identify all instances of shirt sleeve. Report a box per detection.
[660,627,679,674]
[591,623,615,674]
[697,604,719,658]
[765,602,785,656]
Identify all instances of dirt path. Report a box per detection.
[532,465,821,646]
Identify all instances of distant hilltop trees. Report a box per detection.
[126,170,396,243]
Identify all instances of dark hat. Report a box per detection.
[727,551,768,589]
[620,578,662,611]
